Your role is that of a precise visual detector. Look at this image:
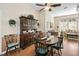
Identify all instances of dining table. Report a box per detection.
[40,35,58,56]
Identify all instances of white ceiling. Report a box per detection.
[0,3,78,11]
[32,3,79,11]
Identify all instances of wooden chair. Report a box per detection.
[51,37,63,56]
[4,34,19,55]
[35,39,48,56]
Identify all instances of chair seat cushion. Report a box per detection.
[36,48,48,54]
[53,46,60,49]
[52,44,61,49]
[8,43,18,48]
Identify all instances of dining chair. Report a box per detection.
[4,34,19,55]
[34,39,48,56]
[51,37,63,56]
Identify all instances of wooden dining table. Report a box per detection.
[39,35,58,56]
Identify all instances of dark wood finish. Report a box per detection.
[20,16,37,49]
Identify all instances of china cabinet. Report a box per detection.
[19,16,37,49]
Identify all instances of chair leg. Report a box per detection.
[51,47,54,56]
[59,49,62,55]
[6,48,8,56]
[58,50,60,56]
[58,49,62,56]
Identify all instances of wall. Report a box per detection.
[44,3,78,32]
[45,10,54,32]
[0,3,39,35]
[0,3,39,55]
[0,10,2,54]
[39,10,45,32]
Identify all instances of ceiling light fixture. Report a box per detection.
[45,6,50,10]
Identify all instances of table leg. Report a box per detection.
[51,47,53,56]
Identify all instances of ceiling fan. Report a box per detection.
[36,3,61,11]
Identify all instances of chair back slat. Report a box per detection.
[57,37,63,48]
[35,39,47,49]
[4,34,18,47]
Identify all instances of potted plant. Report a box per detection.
[9,19,16,26]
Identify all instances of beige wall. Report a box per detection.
[0,3,39,35]
[0,10,2,54]
[0,3,39,55]
[39,10,45,32]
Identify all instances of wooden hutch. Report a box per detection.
[19,15,37,49]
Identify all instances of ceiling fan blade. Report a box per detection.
[51,4,61,7]
[36,4,44,6]
[39,8,44,11]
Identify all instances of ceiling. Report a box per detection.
[32,3,79,11]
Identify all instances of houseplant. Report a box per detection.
[9,19,16,26]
